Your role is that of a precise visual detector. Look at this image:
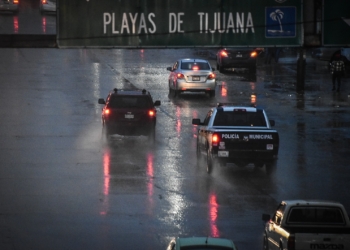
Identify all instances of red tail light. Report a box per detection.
[220,51,228,57]
[104,109,110,115]
[212,133,219,146]
[42,0,48,4]
[148,110,156,117]
[13,0,19,4]
[177,73,185,79]
[207,73,216,80]
[250,51,258,58]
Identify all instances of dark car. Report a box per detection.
[216,48,261,73]
[98,88,161,142]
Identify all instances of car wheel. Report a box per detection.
[173,88,178,97]
[148,128,155,144]
[209,90,215,97]
[219,65,225,73]
[216,63,220,71]
[196,140,201,160]
[168,86,172,96]
[249,65,257,74]
[263,236,269,250]
[102,125,110,142]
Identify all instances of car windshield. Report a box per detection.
[108,96,152,108]
[181,62,210,70]
[213,111,267,127]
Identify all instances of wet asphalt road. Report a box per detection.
[0,48,350,250]
[0,0,55,34]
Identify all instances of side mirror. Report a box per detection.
[269,120,275,126]
[154,100,161,106]
[98,98,106,104]
[262,214,271,222]
[166,67,172,71]
[192,118,202,125]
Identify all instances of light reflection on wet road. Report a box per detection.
[0,48,349,249]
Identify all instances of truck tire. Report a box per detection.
[206,148,215,174]
[263,236,269,250]
[265,160,277,174]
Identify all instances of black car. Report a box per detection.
[98,88,161,142]
[216,48,262,74]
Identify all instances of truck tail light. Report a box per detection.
[207,73,216,80]
[250,51,258,58]
[287,235,295,250]
[177,73,185,79]
[220,51,228,57]
[212,133,219,146]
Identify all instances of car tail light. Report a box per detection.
[177,73,185,79]
[207,73,216,80]
[148,110,156,117]
[42,0,47,4]
[220,51,228,57]
[212,133,219,146]
[13,0,19,3]
[104,109,110,115]
[287,235,295,250]
[250,51,258,58]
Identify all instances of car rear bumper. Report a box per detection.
[214,149,278,163]
[105,122,155,136]
[219,58,256,68]
[176,80,216,91]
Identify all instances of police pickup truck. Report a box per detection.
[192,104,279,173]
[262,200,350,250]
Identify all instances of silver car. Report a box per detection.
[40,0,56,14]
[0,0,19,13]
[167,58,216,97]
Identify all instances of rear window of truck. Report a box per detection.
[213,111,267,127]
[287,207,345,225]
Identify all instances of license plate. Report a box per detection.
[236,54,243,58]
[192,76,200,81]
[266,144,273,150]
[218,151,229,157]
[125,114,134,119]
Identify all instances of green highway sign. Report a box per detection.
[58,0,302,48]
[323,0,350,46]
